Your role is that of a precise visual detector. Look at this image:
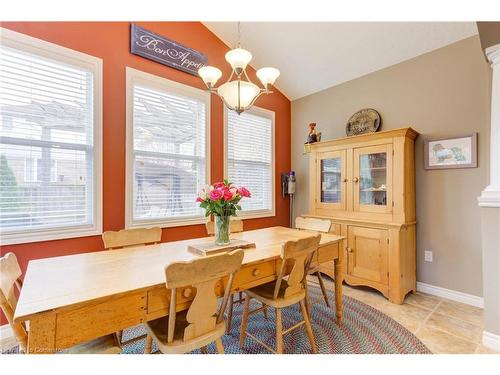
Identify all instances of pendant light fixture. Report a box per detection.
[198,22,280,114]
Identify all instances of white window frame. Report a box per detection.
[125,67,211,229]
[50,159,58,183]
[224,106,276,219]
[23,157,38,183]
[0,28,103,245]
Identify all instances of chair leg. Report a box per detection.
[226,294,234,334]
[144,334,153,354]
[262,304,269,319]
[215,338,224,354]
[304,282,311,316]
[239,294,251,348]
[316,271,331,308]
[200,345,208,354]
[275,308,283,354]
[112,331,122,347]
[299,299,318,354]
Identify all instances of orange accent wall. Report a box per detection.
[0,22,291,326]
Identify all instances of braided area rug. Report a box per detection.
[3,286,431,354]
[122,286,431,354]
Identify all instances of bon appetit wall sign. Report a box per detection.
[130,24,208,76]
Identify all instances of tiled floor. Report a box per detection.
[311,276,499,354]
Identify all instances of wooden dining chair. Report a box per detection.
[102,227,162,250]
[143,249,244,354]
[239,235,321,354]
[295,216,332,309]
[102,226,162,346]
[0,252,121,354]
[205,218,267,333]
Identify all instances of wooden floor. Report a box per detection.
[311,276,499,354]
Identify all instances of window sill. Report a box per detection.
[236,210,276,220]
[126,216,208,229]
[0,225,102,246]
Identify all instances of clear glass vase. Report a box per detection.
[214,215,231,246]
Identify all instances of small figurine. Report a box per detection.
[303,122,322,154]
[306,123,318,144]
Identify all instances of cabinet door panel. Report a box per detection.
[353,144,393,213]
[316,150,347,211]
[347,226,388,285]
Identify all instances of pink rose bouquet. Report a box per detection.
[197,180,251,245]
[196,179,251,218]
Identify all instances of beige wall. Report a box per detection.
[291,36,491,297]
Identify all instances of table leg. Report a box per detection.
[334,258,343,324]
[144,334,153,354]
[27,312,57,354]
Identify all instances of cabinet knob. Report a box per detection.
[352,177,359,183]
[252,268,261,277]
[182,288,193,298]
[343,178,348,183]
[347,247,353,253]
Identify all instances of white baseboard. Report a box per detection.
[416,281,484,308]
[483,331,500,351]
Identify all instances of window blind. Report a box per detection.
[0,44,95,233]
[227,109,273,214]
[131,83,207,224]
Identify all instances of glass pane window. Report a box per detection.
[128,75,209,226]
[321,157,341,203]
[23,157,38,182]
[0,39,99,239]
[226,108,274,215]
[359,152,387,206]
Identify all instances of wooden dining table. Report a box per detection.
[14,226,345,354]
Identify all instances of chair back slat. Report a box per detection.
[102,227,162,250]
[0,253,28,352]
[164,249,244,343]
[273,235,321,299]
[205,218,243,236]
[183,279,219,341]
[295,217,331,233]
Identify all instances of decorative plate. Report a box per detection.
[346,108,381,136]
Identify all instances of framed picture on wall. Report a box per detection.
[424,133,477,170]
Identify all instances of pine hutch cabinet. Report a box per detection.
[306,127,418,304]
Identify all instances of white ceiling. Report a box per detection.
[203,22,478,101]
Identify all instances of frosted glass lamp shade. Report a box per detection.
[257,67,280,86]
[217,80,260,110]
[198,66,222,86]
[225,48,252,71]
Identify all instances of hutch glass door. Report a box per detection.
[317,150,346,211]
[353,144,392,213]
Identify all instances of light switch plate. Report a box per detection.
[424,250,433,262]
